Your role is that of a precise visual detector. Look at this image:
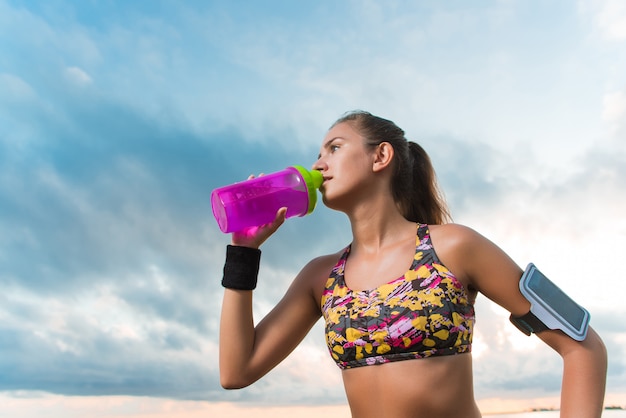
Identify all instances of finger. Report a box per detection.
[263,208,287,235]
[246,173,264,180]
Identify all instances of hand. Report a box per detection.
[231,207,287,249]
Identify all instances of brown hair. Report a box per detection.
[331,110,451,225]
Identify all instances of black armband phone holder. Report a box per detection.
[509,263,590,341]
[510,311,549,336]
[222,245,261,290]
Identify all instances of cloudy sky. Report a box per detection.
[1,0,626,416]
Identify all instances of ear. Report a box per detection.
[372,142,394,172]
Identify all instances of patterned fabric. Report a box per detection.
[321,224,474,369]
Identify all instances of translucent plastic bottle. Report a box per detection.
[211,165,324,233]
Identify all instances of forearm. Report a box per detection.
[218,245,261,389]
[219,288,256,389]
[559,328,607,417]
[216,230,318,390]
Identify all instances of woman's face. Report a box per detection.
[313,122,375,209]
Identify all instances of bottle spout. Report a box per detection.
[292,166,323,214]
[310,169,323,189]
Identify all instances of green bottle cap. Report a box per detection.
[292,165,323,215]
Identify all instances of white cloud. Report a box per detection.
[590,0,626,41]
[0,73,36,100]
[603,89,626,136]
[65,66,93,86]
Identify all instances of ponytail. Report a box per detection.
[405,141,451,225]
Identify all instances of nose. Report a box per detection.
[312,156,326,172]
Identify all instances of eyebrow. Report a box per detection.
[317,137,341,159]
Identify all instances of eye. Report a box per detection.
[330,144,340,153]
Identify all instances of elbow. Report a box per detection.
[220,379,248,390]
[589,328,608,370]
[563,326,608,374]
[219,370,254,390]
[582,327,607,357]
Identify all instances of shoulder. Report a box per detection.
[300,251,344,275]
[427,223,481,285]
[429,222,511,253]
[292,250,345,301]
[428,223,486,253]
[428,223,522,286]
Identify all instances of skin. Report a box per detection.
[219,122,608,418]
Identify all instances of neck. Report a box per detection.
[347,197,415,254]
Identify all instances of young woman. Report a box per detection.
[219,111,607,418]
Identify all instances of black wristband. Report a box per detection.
[222,245,261,290]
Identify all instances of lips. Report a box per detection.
[319,176,331,191]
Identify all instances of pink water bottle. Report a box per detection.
[211,165,324,233]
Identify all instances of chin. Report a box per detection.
[321,193,351,213]
[321,193,337,210]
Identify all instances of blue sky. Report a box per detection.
[1,0,626,415]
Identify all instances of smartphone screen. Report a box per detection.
[527,268,587,330]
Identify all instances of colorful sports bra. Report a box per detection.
[321,224,475,369]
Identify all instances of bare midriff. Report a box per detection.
[340,353,481,418]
